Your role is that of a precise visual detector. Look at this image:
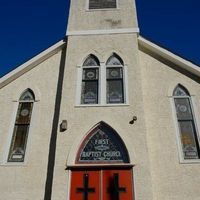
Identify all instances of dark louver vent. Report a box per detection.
[89,0,117,9]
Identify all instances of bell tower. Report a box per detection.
[53,0,153,199]
[64,0,141,107]
[67,0,139,34]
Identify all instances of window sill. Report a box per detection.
[179,159,200,164]
[75,103,130,108]
[85,8,119,12]
[0,161,27,167]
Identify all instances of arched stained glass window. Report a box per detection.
[106,54,124,66]
[8,89,35,162]
[173,85,190,96]
[106,54,124,104]
[76,122,130,163]
[19,89,35,101]
[81,55,100,104]
[173,85,200,160]
[83,55,100,66]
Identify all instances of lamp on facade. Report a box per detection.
[60,120,67,132]
[129,116,137,124]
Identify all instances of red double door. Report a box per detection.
[70,169,134,200]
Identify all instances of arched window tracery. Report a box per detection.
[8,89,35,162]
[173,84,200,160]
[76,122,130,164]
[106,54,124,104]
[81,55,100,104]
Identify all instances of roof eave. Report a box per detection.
[138,36,200,78]
[0,39,66,89]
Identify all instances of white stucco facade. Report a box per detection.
[0,0,200,199]
[0,51,62,199]
[139,47,200,200]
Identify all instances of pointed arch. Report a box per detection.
[83,54,100,66]
[81,54,100,104]
[106,53,124,66]
[76,53,128,105]
[76,121,130,164]
[8,88,35,162]
[19,88,35,101]
[106,53,125,104]
[173,84,190,96]
[173,84,200,160]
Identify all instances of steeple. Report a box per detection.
[67,0,139,34]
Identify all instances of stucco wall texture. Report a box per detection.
[51,33,153,200]
[1,0,200,199]
[0,37,200,200]
[139,49,200,200]
[67,0,138,31]
[0,52,62,199]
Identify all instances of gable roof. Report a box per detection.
[0,39,66,89]
[0,36,199,89]
[138,36,200,77]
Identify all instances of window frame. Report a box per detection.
[76,54,129,107]
[76,121,130,164]
[86,0,119,11]
[106,64,125,104]
[2,89,35,165]
[172,85,200,163]
[81,65,100,104]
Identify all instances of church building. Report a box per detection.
[1,0,200,199]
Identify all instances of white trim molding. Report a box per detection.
[0,40,66,89]
[170,90,200,164]
[1,89,38,166]
[67,28,139,36]
[138,36,200,78]
[75,53,129,106]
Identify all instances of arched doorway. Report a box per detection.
[69,122,134,200]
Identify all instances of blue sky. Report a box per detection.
[0,0,199,77]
